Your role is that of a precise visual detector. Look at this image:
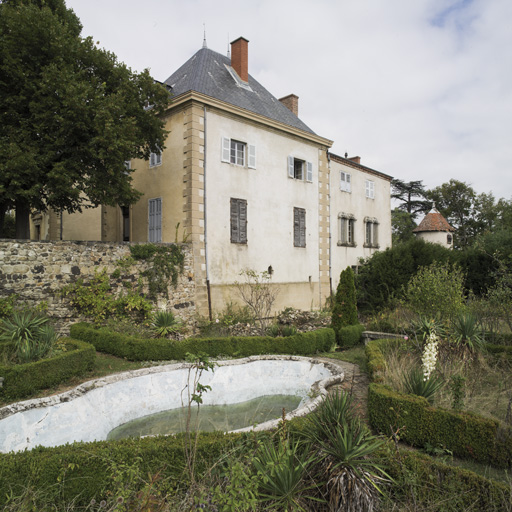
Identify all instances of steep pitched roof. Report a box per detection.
[164,47,315,135]
[413,208,455,233]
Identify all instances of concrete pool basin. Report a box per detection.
[0,355,343,453]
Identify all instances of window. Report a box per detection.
[222,137,256,168]
[447,234,453,245]
[293,207,306,247]
[340,171,351,192]
[364,217,379,248]
[288,156,313,182]
[148,198,162,243]
[365,179,375,199]
[230,198,247,244]
[338,213,356,246]
[150,151,162,168]
[122,206,130,241]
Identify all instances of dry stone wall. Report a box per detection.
[0,240,196,333]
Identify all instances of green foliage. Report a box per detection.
[61,268,152,323]
[402,366,444,405]
[332,267,358,331]
[0,0,170,237]
[151,310,177,337]
[391,208,416,245]
[412,315,445,342]
[0,310,56,363]
[253,438,317,511]
[391,179,430,219]
[0,338,95,400]
[404,261,466,319]
[450,374,466,410]
[337,324,365,349]
[70,323,335,361]
[0,295,17,319]
[266,323,297,337]
[356,238,452,313]
[130,244,185,298]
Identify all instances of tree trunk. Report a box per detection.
[15,199,31,239]
[0,203,6,238]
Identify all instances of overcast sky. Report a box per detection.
[66,0,512,200]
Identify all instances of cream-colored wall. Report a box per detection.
[129,111,188,243]
[329,159,392,289]
[204,111,321,295]
[416,231,453,248]
[61,208,102,241]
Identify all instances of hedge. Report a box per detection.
[377,446,511,510]
[0,431,237,508]
[0,338,95,401]
[336,323,365,348]
[69,323,336,361]
[366,338,512,468]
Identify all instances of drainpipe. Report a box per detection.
[203,106,213,321]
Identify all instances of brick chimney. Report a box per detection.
[231,37,249,82]
[348,156,361,164]
[279,94,299,116]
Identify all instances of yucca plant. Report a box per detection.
[449,311,484,351]
[152,310,177,337]
[403,366,444,404]
[0,310,55,363]
[413,314,445,342]
[252,438,321,511]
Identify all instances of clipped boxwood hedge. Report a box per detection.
[69,323,335,361]
[0,431,236,508]
[336,323,365,348]
[366,338,512,468]
[0,339,95,401]
[377,446,511,510]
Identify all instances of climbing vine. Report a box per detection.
[129,243,185,298]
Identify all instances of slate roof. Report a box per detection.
[164,47,316,135]
[413,209,454,232]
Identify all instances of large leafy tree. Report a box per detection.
[0,0,170,238]
[391,179,430,219]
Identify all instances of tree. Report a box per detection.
[391,179,430,220]
[0,0,170,238]
[391,208,416,245]
[332,267,358,334]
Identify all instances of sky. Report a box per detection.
[66,0,512,200]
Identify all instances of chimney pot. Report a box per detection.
[230,36,249,82]
[279,94,299,116]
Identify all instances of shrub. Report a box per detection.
[0,338,95,400]
[332,267,358,333]
[337,324,365,349]
[70,323,335,361]
[151,310,177,337]
[402,366,443,405]
[404,261,466,320]
[449,310,484,351]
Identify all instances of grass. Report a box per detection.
[320,345,368,373]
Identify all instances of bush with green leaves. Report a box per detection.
[332,267,358,331]
[403,366,443,405]
[448,310,484,351]
[404,261,466,320]
[151,310,177,337]
[0,310,57,363]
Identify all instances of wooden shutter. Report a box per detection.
[288,156,294,178]
[230,198,247,244]
[306,162,313,182]
[294,207,306,247]
[222,137,231,162]
[248,144,256,169]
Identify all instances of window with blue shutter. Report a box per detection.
[148,198,162,243]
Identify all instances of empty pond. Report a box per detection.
[0,356,343,453]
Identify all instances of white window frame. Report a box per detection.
[288,156,313,182]
[365,179,375,199]
[149,151,162,168]
[221,137,256,168]
[340,171,351,192]
[148,198,162,243]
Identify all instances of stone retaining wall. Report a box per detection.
[0,240,196,333]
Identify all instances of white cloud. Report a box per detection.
[67,0,512,198]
